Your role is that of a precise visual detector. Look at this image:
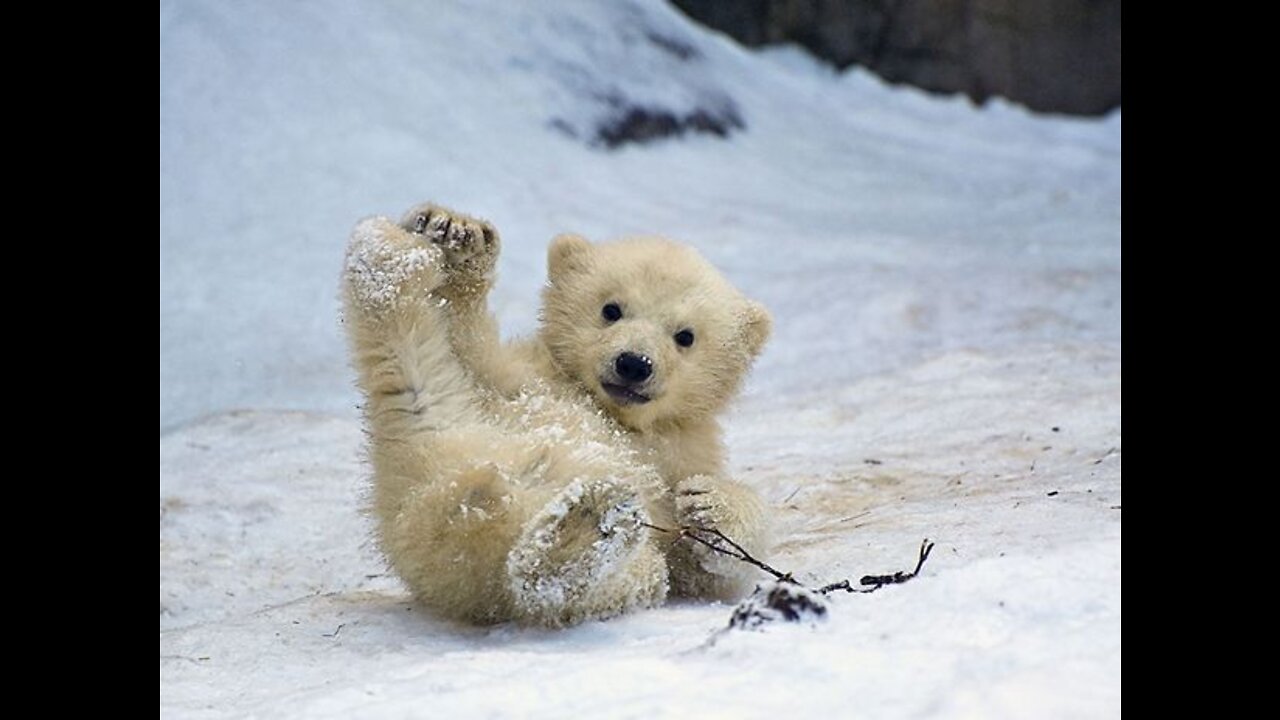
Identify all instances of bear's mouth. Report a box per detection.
[601,382,651,405]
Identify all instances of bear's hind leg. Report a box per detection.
[385,463,526,624]
[507,477,668,626]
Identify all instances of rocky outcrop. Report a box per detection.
[671,0,1121,116]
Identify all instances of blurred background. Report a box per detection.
[159,0,1120,432]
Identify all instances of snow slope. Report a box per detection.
[159,0,1121,716]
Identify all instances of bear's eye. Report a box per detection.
[674,329,695,348]
[602,303,623,323]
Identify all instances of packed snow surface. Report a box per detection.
[159,0,1121,716]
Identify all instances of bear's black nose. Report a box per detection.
[614,352,653,383]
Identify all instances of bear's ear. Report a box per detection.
[740,300,772,359]
[548,233,593,280]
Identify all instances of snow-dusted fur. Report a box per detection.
[342,202,771,626]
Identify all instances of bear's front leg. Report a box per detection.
[669,475,771,600]
[394,203,515,394]
[343,213,486,452]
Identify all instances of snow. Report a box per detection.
[159,0,1121,716]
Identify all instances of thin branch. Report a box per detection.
[642,522,934,595]
[818,539,936,594]
[643,522,794,582]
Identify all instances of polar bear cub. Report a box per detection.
[342,203,771,626]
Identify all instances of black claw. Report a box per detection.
[412,213,430,234]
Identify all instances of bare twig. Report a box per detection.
[814,579,854,594]
[814,539,934,594]
[855,539,934,590]
[642,522,934,595]
[643,522,794,582]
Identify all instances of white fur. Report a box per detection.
[342,203,772,626]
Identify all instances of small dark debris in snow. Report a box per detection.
[322,623,346,638]
[1047,491,1059,497]
[864,458,883,465]
[782,487,801,503]
[729,581,828,629]
[1052,426,1061,432]
[1110,505,1121,510]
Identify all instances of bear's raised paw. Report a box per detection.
[399,203,498,277]
[343,216,445,313]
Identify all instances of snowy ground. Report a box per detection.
[160,0,1121,717]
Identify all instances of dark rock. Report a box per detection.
[592,102,744,149]
[537,10,745,150]
[671,0,1121,116]
[729,580,829,629]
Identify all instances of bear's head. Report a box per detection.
[540,234,771,431]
